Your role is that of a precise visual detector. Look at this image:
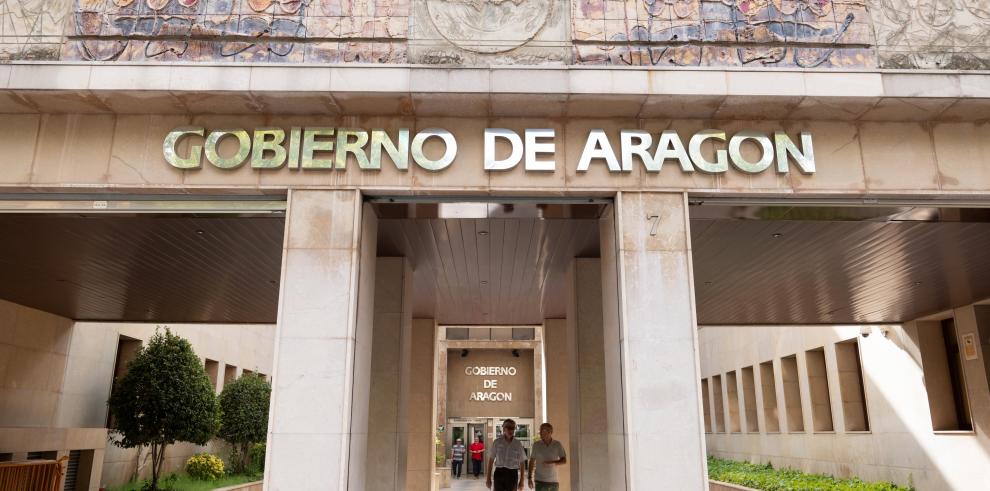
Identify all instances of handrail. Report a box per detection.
[0,457,67,491]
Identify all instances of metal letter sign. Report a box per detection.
[165,127,815,175]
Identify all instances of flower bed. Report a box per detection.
[707,456,913,491]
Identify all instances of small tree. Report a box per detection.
[218,373,271,473]
[108,328,220,490]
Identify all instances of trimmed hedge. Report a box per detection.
[707,456,913,491]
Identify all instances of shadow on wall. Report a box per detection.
[702,321,990,490]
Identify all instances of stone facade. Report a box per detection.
[0,0,980,69]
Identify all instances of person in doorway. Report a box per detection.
[527,423,567,491]
[470,435,485,478]
[451,438,466,479]
[486,418,527,491]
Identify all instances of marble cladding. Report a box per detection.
[3,114,990,199]
[615,192,708,488]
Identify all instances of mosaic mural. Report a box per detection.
[571,0,876,67]
[7,1,990,70]
[1,0,71,60]
[870,0,990,69]
[61,0,409,62]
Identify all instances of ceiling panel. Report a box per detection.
[377,218,600,325]
[0,214,284,323]
[691,218,990,325]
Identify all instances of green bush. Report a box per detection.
[248,443,266,474]
[219,374,271,473]
[108,328,220,490]
[707,456,912,491]
[186,453,225,481]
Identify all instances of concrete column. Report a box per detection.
[365,257,412,491]
[265,190,377,491]
[406,318,437,491]
[543,318,572,491]
[610,192,707,489]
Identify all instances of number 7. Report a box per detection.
[646,214,660,236]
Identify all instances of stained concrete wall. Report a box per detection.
[700,306,990,490]
[0,298,72,428]
[0,297,275,489]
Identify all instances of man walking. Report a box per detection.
[470,435,485,478]
[527,423,567,491]
[486,419,527,491]
[451,438,466,479]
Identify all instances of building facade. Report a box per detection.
[1,0,990,490]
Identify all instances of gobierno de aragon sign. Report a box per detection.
[163,126,815,175]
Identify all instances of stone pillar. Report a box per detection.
[365,257,412,491]
[567,258,611,491]
[610,192,707,489]
[543,318,572,491]
[265,190,378,491]
[406,318,437,491]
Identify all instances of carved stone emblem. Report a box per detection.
[426,0,553,53]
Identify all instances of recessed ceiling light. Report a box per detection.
[195,229,206,235]
[480,280,488,285]
[771,233,783,238]
[478,230,489,236]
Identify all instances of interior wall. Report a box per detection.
[405,318,436,491]
[700,309,990,491]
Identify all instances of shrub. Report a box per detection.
[248,443,266,474]
[186,453,225,481]
[707,456,912,491]
[108,328,220,490]
[219,373,271,473]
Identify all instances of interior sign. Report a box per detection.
[164,127,815,174]
[464,365,515,402]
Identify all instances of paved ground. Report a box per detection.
[448,475,489,490]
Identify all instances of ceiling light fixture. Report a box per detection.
[771,233,783,238]
[478,230,489,236]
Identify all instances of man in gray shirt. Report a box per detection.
[527,423,567,491]
[486,418,527,491]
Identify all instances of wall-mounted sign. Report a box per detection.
[163,127,815,175]
[962,333,978,361]
[464,365,517,402]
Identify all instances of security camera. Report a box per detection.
[860,326,872,338]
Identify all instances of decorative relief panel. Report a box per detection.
[61,0,409,62]
[870,0,990,69]
[571,0,876,67]
[1,0,71,60]
[408,0,570,64]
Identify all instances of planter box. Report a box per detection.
[213,481,263,491]
[710,480,760,491]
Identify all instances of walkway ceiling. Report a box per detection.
[0,213,284,323]
[1,204,990,327]
[692,206,990,325]
[375,202,603,325]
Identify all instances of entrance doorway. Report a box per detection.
[368,198,612,491]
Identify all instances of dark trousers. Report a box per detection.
[472,459,482,477]
[452,459,463,478]
[493,467,519,491]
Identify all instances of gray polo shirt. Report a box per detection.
[492,436,527,469]
[530,439,566,482]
